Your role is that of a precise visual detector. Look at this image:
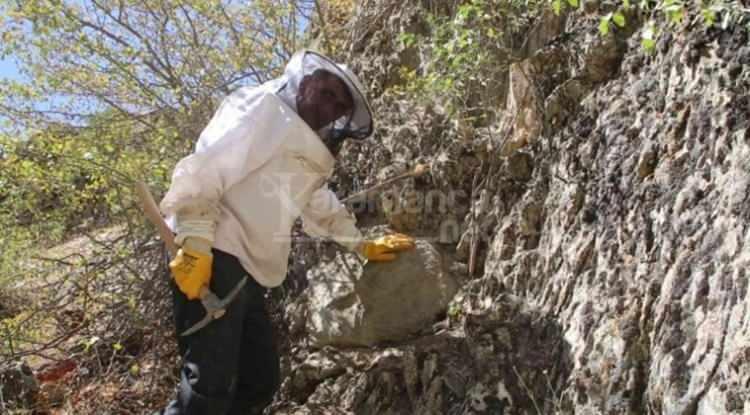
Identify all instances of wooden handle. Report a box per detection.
[343,163,430,204]
[135,181,178,257]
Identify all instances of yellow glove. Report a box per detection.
[359,233,415,261]
[169,237,213,300]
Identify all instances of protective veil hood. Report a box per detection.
[274,50,374,141]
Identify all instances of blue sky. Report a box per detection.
[0,57,23,81]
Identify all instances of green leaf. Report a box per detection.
[702,8,716,27]
[670,9,684,25]
[613,11,626,27]
[641,23,657,52]
[552,0,562,15]
[399,32,416,47]
[567,0,579,8]
[84,336,100,352]
[642,38,656,52]
[599,14,612,35]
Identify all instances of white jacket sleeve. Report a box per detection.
[302,187,363,251]
[160,90,285,217]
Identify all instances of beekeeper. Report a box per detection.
[156,50,414,415]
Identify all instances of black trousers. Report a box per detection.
[161,249,280,415]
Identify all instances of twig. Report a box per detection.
[512,364,544,415]
[468,161,484,276]
[29,254,84,267]
[313,0,331,51]
[3,322,14,358]
[0,321,88,365]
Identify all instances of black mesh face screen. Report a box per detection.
[321,128,348,156]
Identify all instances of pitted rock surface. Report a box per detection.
[306,239,458,347]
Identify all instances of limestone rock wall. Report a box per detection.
[503,24,750,414]
[271,1,750,413]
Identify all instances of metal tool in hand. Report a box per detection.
[135,180,247,336]
[179,278,247,336]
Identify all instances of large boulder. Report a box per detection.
[307,240,459,347]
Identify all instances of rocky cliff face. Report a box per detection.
[489,22,749,414]
[271,1,750,414]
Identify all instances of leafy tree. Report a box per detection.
[309,0,355,56]
[0,0,319,138]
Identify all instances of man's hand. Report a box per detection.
[170,237,213,300]
[359,233,415,261]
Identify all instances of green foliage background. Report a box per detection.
[392,0,748,117]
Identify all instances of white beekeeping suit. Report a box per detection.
[159,50,374,288]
